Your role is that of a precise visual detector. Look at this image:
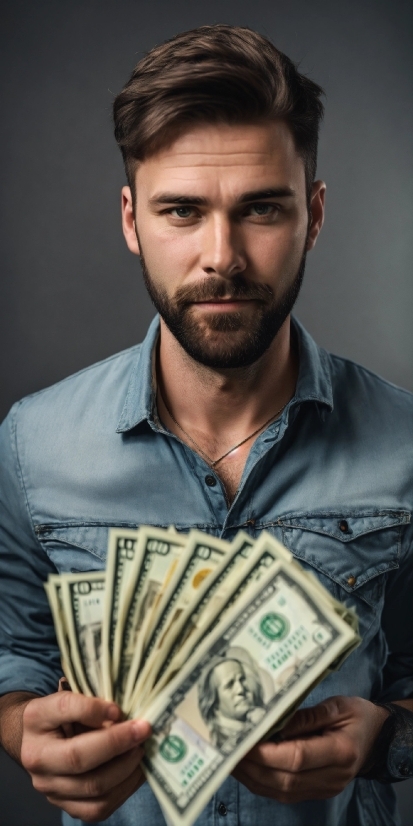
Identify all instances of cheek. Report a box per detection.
[250,227,306,285]
[139,223,200,283]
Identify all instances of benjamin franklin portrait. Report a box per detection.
[198,648,266,754]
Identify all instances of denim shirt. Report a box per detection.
[0,315,412,826]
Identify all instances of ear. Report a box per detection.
[121,186,140,255]
[306,180,326,251]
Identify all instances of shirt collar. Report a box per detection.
[116,314,333,433]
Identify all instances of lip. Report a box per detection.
[192,299,255,310]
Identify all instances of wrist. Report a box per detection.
[0,691,39,763]
[359,702,413,783]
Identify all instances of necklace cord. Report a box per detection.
[158,390,288,468]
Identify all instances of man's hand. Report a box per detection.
[233,696,389,803]
[20,692,151,822]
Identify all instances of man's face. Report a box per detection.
[122,121,324,368]
[212,660,255,721]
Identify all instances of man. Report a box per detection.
[0,23,412,826]
[198,651,266,753]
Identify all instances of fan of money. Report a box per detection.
[45,526,360,826]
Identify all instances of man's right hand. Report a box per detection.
[20,692,151,822]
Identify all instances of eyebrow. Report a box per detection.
[149,187,295,207]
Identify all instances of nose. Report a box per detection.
[200,214,246,279]
[234,678,246,696]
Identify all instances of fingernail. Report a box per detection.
[107,704,121,721]
[131,720,148,740]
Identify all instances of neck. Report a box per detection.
[156,316,297,440]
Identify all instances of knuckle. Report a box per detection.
[31,774,51,795]
[85,773,104,799]
[21,742,42,774]
[341,739,358,768]
[57,689,75,718]
[67,741,84,774]
[22,700,36,726]
[281,772,297,794]
[290,741,305,771]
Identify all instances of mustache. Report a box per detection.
[174,276,273,307]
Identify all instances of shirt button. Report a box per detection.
[205,475,217,487]
[217,802,227,816]
[399,763,412,777]
[347,575,357,587]
[339,519,350,533]
[246,518,256,527]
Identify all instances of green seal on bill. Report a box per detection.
[259,612,289,641]
[159,734,187,763]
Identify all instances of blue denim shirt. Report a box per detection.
[0,316,412,826]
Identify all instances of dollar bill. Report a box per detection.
[101,528,140,699]
[126,532,232,713]
[45,576,81,693]
[142,559,360,826]
[60,572,106,697]
[114,527,188,707]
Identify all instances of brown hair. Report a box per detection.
[113,24,324,200]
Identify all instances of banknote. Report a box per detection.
[60,571,106,697]
[142,559,360,826]
[114,527,188,707]
[125,531,232,713]
[45,576,81,694]
[45,525,360,826]
[101,528,140,699]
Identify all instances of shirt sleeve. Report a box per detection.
[0,403,62,697]
[379,519,413,702]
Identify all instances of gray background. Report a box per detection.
[0,1,412,824]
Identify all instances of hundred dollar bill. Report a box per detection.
[126,532,232,712]
[114,527,188,706]
[141,559,360,826]
[44,576,81,693]
[101,528,140,699]
[60,572,106,697]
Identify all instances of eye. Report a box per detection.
[170,206,194,218]
[247,203,278,217]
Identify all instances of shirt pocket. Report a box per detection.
[34,522,137,573]
[275,510,410,639]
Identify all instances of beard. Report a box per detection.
[139,246,307,370]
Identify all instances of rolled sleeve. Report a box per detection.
[0,404,61,697]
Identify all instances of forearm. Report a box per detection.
[0,691,39,763]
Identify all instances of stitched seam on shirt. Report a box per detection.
[279,522,408,541]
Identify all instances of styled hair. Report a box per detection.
[113,25,324,201]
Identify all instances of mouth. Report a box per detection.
[192,298,257,311]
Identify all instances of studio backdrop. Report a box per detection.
[0,2,412,824]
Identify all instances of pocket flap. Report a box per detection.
[279,510,409,594]
[35,522,137,572]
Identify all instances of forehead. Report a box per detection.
[135,121,306,197]
[214,660,244,683]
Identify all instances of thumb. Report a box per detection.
[280,696,345,739]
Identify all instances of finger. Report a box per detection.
[233,762,350,802]
[25,718,151,776]
[280,696,349,739]
[34,744,145,800]
[47,758,146,822]
[24,692,122,733]
[241,728,356,773]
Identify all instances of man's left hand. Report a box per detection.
[233,696,388,802]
